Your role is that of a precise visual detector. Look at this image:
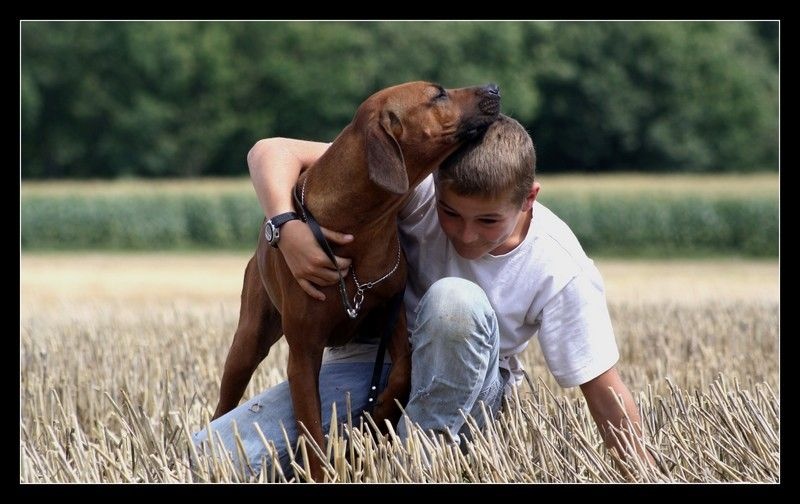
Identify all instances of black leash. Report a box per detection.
[291,184,406,410]
[365,288,405,411]
[293,185,361,319]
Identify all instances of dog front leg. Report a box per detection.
[372,307,411,431]
[286,337,326,482]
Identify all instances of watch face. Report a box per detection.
[265,223,275,242]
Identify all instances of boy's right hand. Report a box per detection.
[276,220,353,301]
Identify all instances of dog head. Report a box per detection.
[356,81,501,194]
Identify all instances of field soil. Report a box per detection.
[21,252,778,307]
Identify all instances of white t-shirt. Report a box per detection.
[323,175,619,389]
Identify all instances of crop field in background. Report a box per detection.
[21,172,778,198]
[20,253,779,483]
[21,174,779,257]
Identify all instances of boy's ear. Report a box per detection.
[522,181,541,211]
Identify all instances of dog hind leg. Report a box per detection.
[212,255,283,420]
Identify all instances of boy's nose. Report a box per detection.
[459,225,479,244]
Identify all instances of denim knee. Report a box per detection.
[417,277,497,345]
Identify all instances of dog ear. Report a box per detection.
[366,111,409,194]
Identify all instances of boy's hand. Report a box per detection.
[277,220,353,301]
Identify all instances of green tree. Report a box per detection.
[533,21,777,172]
[21,21,778,179]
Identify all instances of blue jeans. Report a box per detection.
[193,277,505,476]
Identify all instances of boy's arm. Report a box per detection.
[579,367,655,467]
[248,137,353,301]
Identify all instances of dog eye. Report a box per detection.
[433,86,448,101]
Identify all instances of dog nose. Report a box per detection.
[478,83,501,115]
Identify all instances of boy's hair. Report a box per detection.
[436,114,536,205]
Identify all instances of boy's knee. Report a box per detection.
[426,278,490,311]
[419,277,496,342]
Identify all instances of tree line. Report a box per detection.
[21,21,778,179]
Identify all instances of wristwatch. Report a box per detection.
[265,212,301,248]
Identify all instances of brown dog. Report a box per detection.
[212,81,500,480]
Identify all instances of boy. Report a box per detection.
[194,115,649,474]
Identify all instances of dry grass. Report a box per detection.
[20,253,779,483]
[599,258,778,305]
[20,253,778,306]
[21,172,778,198]
[538,172,778,198]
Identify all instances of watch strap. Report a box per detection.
[269,211,300,228]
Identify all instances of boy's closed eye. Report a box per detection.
[438,201,502,226]
[439,205,460,218]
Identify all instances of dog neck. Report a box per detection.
[300,126,428,235]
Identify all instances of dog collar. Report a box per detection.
[292,184,400,319]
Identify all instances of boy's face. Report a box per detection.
[435,182,539,260]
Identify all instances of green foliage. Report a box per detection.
[22,192,777,256]
[21,21,777,179]
[543,194,777,256]
[219,193,263,245]
[21,193,262,250]
[533,22,778,172]
[715,198,779,256]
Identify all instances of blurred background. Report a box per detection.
[20,20,778,257]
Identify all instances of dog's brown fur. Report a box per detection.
[212,81,500,480]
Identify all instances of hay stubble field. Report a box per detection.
[20,253,779,483]
[20,166,780,483]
